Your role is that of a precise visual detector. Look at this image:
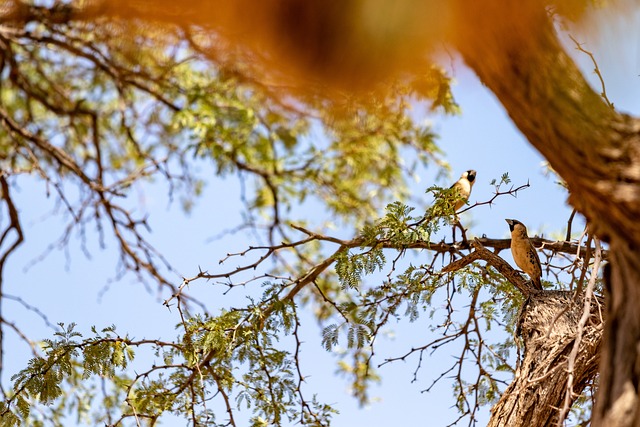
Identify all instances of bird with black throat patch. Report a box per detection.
[505,219,543,291]
[450,170,477,213]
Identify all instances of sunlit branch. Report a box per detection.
[458,180,530,214]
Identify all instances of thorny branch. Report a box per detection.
[173,224,603,306]
[569,35,615,110]
[442,239,532,295]
[458,180,530,214]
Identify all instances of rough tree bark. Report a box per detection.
[452,241,604,426]
[488,291,602,427]
[450,2,640,425]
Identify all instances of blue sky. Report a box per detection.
[3,6,640,427]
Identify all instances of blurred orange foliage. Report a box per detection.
[1,0,596,91]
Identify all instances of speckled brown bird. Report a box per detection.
[505,218,543,290]
[451,170,476,212]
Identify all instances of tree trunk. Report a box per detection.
[488,291,601,426]
[597,245,640,426]
[450,2,640,425]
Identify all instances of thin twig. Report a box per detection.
[569,35,614,109]
[557,238,602,425]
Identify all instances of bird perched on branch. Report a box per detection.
[451,170,476,212]
[505,219,543,290]
[443,169,476,242]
